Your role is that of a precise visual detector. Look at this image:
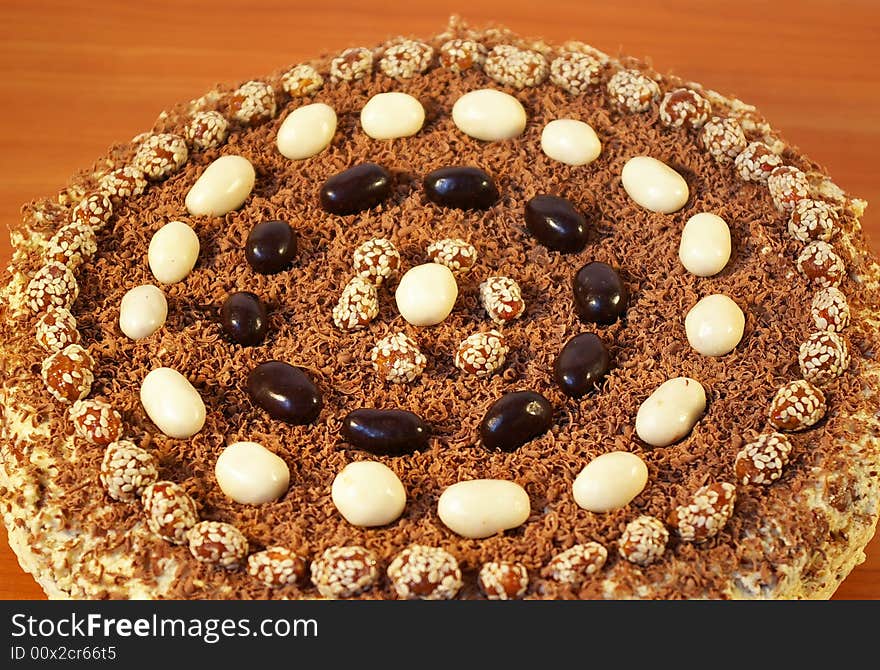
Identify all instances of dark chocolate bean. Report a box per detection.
[341,408,430,456]
[572,261,629,325]
[245,220,297,275]
[248,361,322,425]
[525,194,589,253]
[320,162,392,215]
[480,391,553,452]
[221,291,268,347]
[424,166,499,210]
[554,332,610,398]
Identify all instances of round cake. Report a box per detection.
[2,18,879,600]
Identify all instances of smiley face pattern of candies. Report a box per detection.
[22,29,854,598]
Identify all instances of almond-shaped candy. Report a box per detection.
[360,92,425,140]
[140,367,206,439]
[148,221,200,285]
[437,479,530,539]
[540,119,601,166]
[276,103,337,159]
[185,155,255,217]
[119,284,168,340]
[621,156,689,214]
[635,377,706,447]
[395,263,458,326]
[451,89,526,141]
[215,441,290,504]
[678,213,731,277]
[572,451,648,512]
[331,461,406,527]
[684,294,745,356]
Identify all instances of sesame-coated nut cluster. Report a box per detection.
[99,440,158,502]
[789,199,838,243]
[479,276,525,324]
[41,343,94,403]
[606,69,661,113]
[69,399,123,447]
[370,332,427,384]
[310,545,379,598]
[545,542,608,586]
[133,133,188,181]
[455,329,508,376]
[811,287,850,332]
[99,167,146,203]
[426,237,477,274]
[484,44,549,88]
[71,192,113,230]
[798,330,849,385]
[549,51,603,94]
[188,521,249,569]
[659,88,712,130]
[386,544,462,600]
[734,141,783,183]
[330,47,374,82]
[281,64,324,97]
[735,433,793,486]
[699,116,747,164]
[439,38,486,72]
[332,276,380,331]
[248,547,308,588]
[186,110,229,150]
[768,379,827,431]
[228,80,276,126]
[35,306,79,352]
[142,481,199,545]
[618,515,669,566]
[768,165,810,212]
[380,40,434,79]
[478,561,529,600]
[26,261,79,313]
[353,237,401,285]
[797,241,846,288]
[669,482,737,542]
[46,222,97,269]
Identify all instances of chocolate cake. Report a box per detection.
[2,17,879,600]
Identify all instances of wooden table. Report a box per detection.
[1,0,878,600]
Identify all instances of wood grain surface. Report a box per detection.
[1,0,878,600]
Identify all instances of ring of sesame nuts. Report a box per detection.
[23,26,856,598]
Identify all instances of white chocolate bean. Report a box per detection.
[119,284,167,340]
[360,92,425,140]
[437,478,530,539]
[452,89,527,141]
[276,102,337,159]
[679,213,731,276]
[215,441,290,504]
[148,221,200,285]
[394,263,458,326]
[621,156,689,214]
[685,294,745,356]
[185,155,255,216]
[140,367,206,439]
[540,119,601,166]
[573,451,648,512]
[331,461,406,527]
[635,377,706,447]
